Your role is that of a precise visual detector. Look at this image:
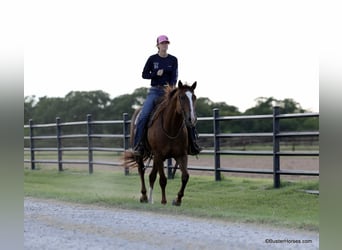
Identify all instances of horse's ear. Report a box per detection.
[178,80,183,88]
[191,81,197,90]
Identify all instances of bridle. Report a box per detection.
[179,90,197,127]
[160,89,194,139]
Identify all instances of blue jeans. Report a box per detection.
[133,87,165,148]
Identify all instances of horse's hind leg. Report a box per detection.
[157,158,167,205]
[172,156,189,206]
[137,159,148,203]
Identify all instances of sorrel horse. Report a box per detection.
[124,80,197,206]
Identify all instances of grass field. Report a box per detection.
[24,167,318,231]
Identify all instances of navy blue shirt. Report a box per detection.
[142,54,178,86]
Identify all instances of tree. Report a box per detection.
[24,95,37,124]
[105,87,148,119]
[24,89,317,134]
[63,90,111,121]
[242,97,317,132]
[31,96,66,124]
[195,97,240,133]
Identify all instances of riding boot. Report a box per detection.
[133,129,147,157]
[187,126,202,155]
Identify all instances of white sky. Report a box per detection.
[24,0,318,112]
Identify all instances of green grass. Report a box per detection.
[24,168,318,231]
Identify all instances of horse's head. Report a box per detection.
[175,80,197,127]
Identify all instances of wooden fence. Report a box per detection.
[24,107,319,188]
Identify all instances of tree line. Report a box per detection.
[24,88,318,135]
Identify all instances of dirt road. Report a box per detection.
[25,197,318,250]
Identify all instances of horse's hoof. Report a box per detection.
[172,199,181,206]
[161,200,167,205]
[140,196,148,203]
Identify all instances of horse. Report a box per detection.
[124,80,197,206]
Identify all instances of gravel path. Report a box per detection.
[24,197,318,250]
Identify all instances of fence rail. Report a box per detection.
[24,107,319,188]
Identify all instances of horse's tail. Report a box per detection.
[123,150,138,168]
[123,150,151,169]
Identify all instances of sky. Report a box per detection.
[24,0,318,112]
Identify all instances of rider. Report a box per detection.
[133,35,201,156]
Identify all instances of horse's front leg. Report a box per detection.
[148,160,159,204]
[172,156,189,206]
[154,156,167,205]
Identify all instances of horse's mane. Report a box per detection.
[150,86,178,124]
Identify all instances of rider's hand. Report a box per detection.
[156,69,164,76]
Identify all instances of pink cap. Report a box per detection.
[156,35,170,44]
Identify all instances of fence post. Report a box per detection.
[87,114,93,174]
[273,106,280,188]
[123,113,129,175]
[29,119,35,170]
[56,117,63,171]
[213,108,221,181]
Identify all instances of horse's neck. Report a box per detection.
[161,97,183,132]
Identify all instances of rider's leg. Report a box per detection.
[133,87,164,155]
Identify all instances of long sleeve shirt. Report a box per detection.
[142,54,178,86]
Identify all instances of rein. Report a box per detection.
[159,91,187,139]
[160,114,185,139]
